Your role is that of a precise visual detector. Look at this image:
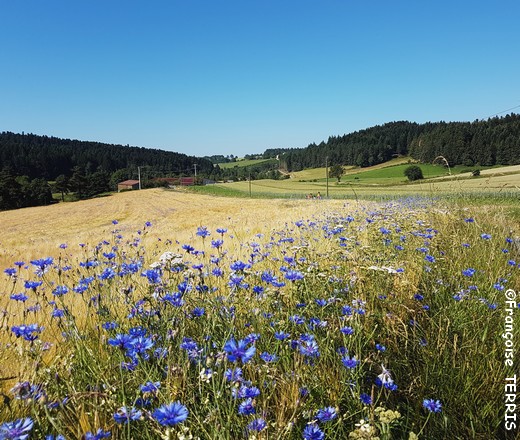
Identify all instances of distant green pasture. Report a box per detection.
[194,163,520,201]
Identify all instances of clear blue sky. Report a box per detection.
[1,1,519,157]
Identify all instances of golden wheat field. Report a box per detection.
[0,188,352,276]
[0,189,355,378]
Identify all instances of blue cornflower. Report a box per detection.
[0,417,34,440]
[238,398,256,415]
[379,227,391,235]
[341,355,359,369]
[4,268,16,276]
[316,406,337,422]
[192,307,205,317]
[274,331,291,341]
[342,305,353,316]
[308,317,327,329]
[481,233,492,240]
[182,244,195,253]
[99,267,116,280]
[289,315,305,325]
[129,336,154,359]
[239,386,261,398]
[298,338,320,358]
[230,260,250,272]
[10,294,28,302]
[261,270,277,284]
[180,337,199,355]
[315,298,327,307]
[360,393,372,405]
[302,424,324,440]
[340,326,354,335]
[253,285,265,296]
[24,280,42,290]
[423,398,442,413]
[141,381,160,394]
[216,228,228,235]
[108,333,134,350]
[176,281,191,294]
[30,257,53,275]
[284,256,296,266]
[84,428,111,439]
[102,322,118,331]
[196,226,210,238]
[141,269,161,284]
[224,338,256,363]
[247,418,267,432]
[244,333,260,344]
[51,309,65,318]
[462,268,476,277]
[424,255,436,263]
[52,285,69,296]
[285,270,304,282]
[231,387,247,399]
[375,344,386,352]
[153,402,189,426]
[211,267,224,277]
[225,367,243,382]
[211,239,224,249]
[45,435,66,440]
[11,324,43,341]
[113,406,142,424]
[260,352,279,363]
[228,274,248,289]
[10,381,46,401]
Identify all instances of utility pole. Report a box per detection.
[138,166,141,190]
[325,156,329,198]
[249,167,252,198]
[193,164,197,177]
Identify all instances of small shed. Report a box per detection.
[117,180,140,192]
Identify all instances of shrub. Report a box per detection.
[404,165,424,181]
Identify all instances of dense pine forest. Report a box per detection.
[0,132,214,180]
[280,114,520,171]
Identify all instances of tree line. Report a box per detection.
[2,114,520,210]
[0,132,214,180]
[0,132,217,210]
[279,114,520,171]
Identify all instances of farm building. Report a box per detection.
[117,180,140,191]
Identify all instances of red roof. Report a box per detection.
[118,180,140,185]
